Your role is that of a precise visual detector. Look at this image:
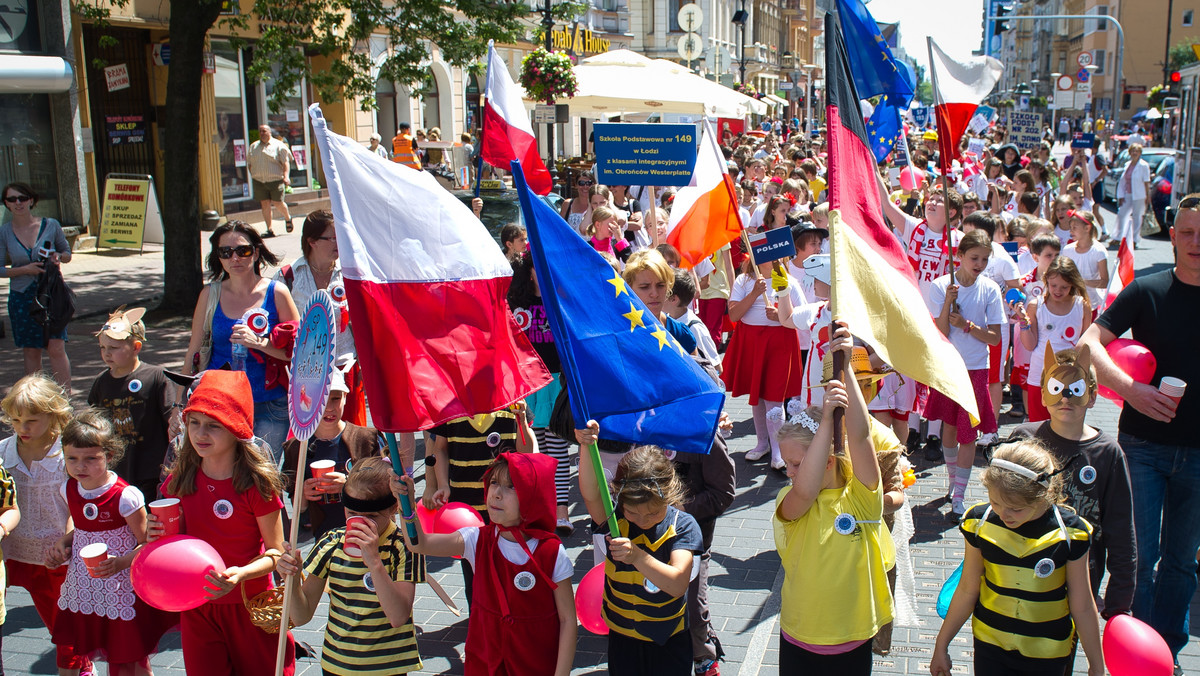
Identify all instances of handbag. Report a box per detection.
[1141,210,1161,238]
[187,280,222,374]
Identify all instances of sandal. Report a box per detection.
[286,218,295,233]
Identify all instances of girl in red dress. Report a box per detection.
[47,409,173,675]
[147,370,294,676]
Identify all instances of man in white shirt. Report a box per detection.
[248,124,295,237]
[1114,143,1154,246]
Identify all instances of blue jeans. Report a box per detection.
[254,396,290,467]
[1122,433,1200,657]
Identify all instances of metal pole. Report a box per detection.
[738,0,747,83]
[986,13,1124,134]
[543,0,558,190]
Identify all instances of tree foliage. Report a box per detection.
[1168,40,1199,72]
[71,0,539,314]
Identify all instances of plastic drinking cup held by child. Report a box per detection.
[311,460,338,503]
[1159,377,1187,407]
[149,498,183,537]
[344,516,370,558]
[80,542,109,578]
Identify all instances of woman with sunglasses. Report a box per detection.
[185,220,299,459]
[559,171,595,234]
[0,182,73,389]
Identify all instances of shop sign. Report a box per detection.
[551,25,611,55]
[105,114,146,145]
[291,144,307,170]
[152,43,171,66]
[99,176,165,250]
[104,64,131,92]
[203,52,216,74]
[593,122,698,187]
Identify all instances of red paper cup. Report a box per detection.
[1160,377,1187,406]
[311,460,338,493]
[149,498,182,537]
[344,516,370,558]
[80,542,108,577]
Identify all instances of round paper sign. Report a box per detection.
[289,290,337,441]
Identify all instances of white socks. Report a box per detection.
[942,444,959,494]
[764,400,784,465]
[952,465,973,502]
[751,401,769,452]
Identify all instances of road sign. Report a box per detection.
[533,104,555,124]
[677,33,701,62]
[780,81,794,91]
[1077,51,1093,67]
[1077,68,1090,83]
[1057,74,1073,90]
[677,3,703,31]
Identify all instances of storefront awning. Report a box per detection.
[763,93,788,108]
[0,55,74,94]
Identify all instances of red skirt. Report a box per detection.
[721,322,804,404]
[53,599,176,664]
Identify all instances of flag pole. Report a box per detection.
[385,432,419,544]
[584,440,622,538]
[926,37,956,278]
[828,209,845,456]
[475,44,494,198]
[274,437,307,676]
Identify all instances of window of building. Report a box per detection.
[669,0,682,32]
[1094,49,1105,75]
[1185,9,1194,26]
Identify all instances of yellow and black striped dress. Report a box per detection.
[598,506,703,644]
[960,502,1092,663]
[434,412,519,516]
[303,521,427,675]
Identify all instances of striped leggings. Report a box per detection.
[535,427,573,505]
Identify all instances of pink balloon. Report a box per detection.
[1098,338,1157,406]
[131,535,226,612]
[575,563,608,635]
[1103,614,1174,676]
[414,502,439,534]
[900,167,922,192]
[434,502,485,534]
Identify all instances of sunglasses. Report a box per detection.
[312,236,336,242]
[217,244,256,259]
[577,181,594,187]
[4,195,31,204]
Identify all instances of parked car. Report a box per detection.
[452,187,563,243]
[1102,147,1178,206]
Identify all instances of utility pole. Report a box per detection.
[1164,0,1176,86]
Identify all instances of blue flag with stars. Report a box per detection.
[836,0,914,162]
[511,161,724,455]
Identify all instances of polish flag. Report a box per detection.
[481,42,552,195]
[1105,236,1135,309]
[666,118,744,269]
[928,39,1001,172]
[308,104,551,431]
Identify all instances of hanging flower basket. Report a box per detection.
[521,48,578,105]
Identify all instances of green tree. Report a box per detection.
[1168,40,1199,72]
[73,0,537,314]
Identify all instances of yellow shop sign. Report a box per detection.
[551,25,611,55]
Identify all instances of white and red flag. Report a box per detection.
[308,104,551,431]
[666,118,744,269]
[927,38,1002,172]
[481,42,552,195]
[1105,235,1135,309]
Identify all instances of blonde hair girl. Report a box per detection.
[931,440,1103,676]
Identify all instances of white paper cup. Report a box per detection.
[1160,377,1187,405]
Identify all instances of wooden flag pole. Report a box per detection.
[828,211,845,455]
[274,438,308,675]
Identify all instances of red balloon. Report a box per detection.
[414,502,439,534]
[131,535,227,612]
[434,502,485,534]
[1098,338,1157,406]
[575,563,608,635]
[1103,614,1174,676]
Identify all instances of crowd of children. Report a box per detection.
[0,118,1150,676]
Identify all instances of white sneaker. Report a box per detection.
[951,498,966,516]
[978,432,999,446]
[745,445,770,462]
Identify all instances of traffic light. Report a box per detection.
[1171,71,1182,84]
[995,5,1011,33]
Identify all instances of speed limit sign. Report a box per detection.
[1077,52,1093,67]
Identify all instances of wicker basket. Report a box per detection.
[242,583,294,634]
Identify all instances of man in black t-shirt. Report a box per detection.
[1079,198,1200,662]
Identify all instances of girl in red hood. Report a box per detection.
[398,452,576,675]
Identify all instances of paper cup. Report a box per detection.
[311,459,337,492]
[149,498,182,537]
[80,542,108,577]
[344,516,370,558]
[1160,377,1187,406]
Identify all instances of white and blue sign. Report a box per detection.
[1071,132,1095,149]
[748,227,796,263]
[911,106,930,128]
[289,289,336,441]
[593,123,698,187]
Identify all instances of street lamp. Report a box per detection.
[802,63,817,133]
[1050,72,1062,140]
[1084,63,1100,121]
[732,3,749,85]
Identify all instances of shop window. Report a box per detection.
[212,39,250,203]
[0,94,60,221]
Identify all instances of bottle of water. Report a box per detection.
[231,319,247,371]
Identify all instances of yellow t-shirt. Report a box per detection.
[773,473,895,644]
[808,176,827,202]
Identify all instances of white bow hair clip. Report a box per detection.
[767,404,820,433]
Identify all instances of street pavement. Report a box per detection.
[0,204,1194,674]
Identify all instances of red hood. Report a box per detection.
[487,452,559,536]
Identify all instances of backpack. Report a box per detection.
[29,259,75,336]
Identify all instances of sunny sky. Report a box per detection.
[865,0,987,72]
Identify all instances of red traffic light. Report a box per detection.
[1171,71,1182,83]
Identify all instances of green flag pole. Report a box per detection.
[584,440,621,538]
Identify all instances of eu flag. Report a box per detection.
[836,0,914,162]
[866,95,903,161]
[511,162,725,455]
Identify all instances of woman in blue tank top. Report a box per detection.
[185,221,300,460]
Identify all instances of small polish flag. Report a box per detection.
[309,104,551,431]
[481,42,552,195]
[666,118,745,269]
[1105,235,1135,310]
[928,39,1002,172]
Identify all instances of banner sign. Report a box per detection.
[748,227,796,263]
[289,290,337,441]
[592,123,698,187]
[1007,111,1043,151]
